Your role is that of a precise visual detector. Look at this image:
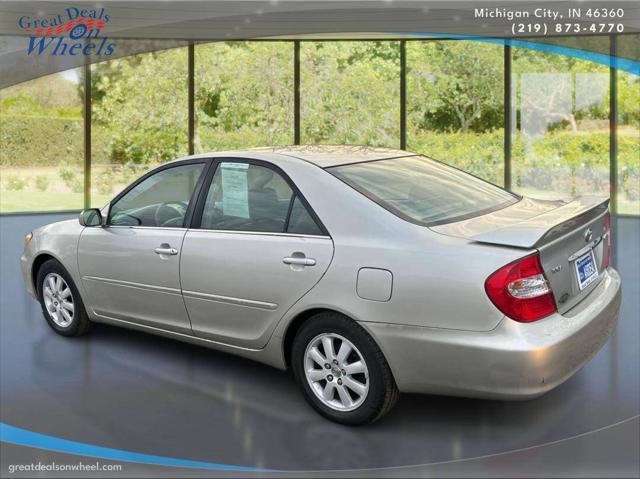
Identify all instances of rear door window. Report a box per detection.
[287,196,324,236]
[200,162,324,235]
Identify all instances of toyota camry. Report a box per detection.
[21,146,621,425]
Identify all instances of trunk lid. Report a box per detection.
[432,196,610,314]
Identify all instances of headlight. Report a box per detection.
[24,232,33,247]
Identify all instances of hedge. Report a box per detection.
[0,116,110,167]
[1,116,638,202]
[410,130,639,200]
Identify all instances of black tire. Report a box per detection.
[36,258,91,337]
[291,312,399,425]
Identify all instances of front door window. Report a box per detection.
[109,163,205,227]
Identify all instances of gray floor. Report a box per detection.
[1,213,639,477]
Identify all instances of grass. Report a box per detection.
[0,190,114,213]
[0,191,84,213]
[0,166,127,213]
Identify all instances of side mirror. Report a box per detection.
[79,208,103,227]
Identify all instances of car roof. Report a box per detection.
[255,145,417,168]
[181,145,418,168]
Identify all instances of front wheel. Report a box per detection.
[37,259,91,337]
[291,312,399,425]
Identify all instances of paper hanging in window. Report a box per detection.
[221,162,250,219]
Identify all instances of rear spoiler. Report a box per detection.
[471,196,610,249]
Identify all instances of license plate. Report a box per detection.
[575,250,598,291]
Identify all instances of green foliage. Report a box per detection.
[408,42,504,133]
[57,162,84,193]
[4,174,27,191]
[91,49,188,165]
[513,132,609,196]
[621,172,640,201]
[70,177,84,194]
[300,42,400,146]
[513,132,639,198]
[95,168,116,195]
[409,130,504,185]
[35,175,49,192]
[195,42,294,150]
[618,72,640,127]
[0,117,84,167]
[0,71,82,113]
[58,162,77,185]
[0,94,81,119]
[412,129,639,201]
[0,40,638,217]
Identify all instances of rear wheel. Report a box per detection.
[291,312,399,425]
[37,259,91,337]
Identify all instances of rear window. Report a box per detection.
[330,156,519,226]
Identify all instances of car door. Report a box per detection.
[78,160,208,333]
[180,159,334,349]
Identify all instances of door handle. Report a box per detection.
[283,256,316,266]
[154,246,178,255]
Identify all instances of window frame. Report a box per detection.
[106,158,212,229]
[190,157,330,237]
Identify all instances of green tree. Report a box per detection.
[91,48,188,165]
[301,41,400,146]
[195,42,293,151]
[408,42,503,133]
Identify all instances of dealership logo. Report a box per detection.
[19,7,116,56]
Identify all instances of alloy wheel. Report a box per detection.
[304,333,369,411]
[42,273,75,327]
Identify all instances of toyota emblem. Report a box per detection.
[584,228,593,243]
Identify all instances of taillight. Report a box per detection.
[603,211,611,269]
[485,253,557,323]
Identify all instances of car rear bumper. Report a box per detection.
[362,268,621,399]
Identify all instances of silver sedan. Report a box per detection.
[21,146,621,425]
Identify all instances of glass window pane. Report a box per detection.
[512,46,610,201]
[331,156,518,226]
[91,48,189,207]
[109,163,205,227]
[617,69,640,216]
[407,41,504,185]
[201,162,293,232]
[301,41,400,147]
[287,196,323,235]
[195,42,293,151]
[0,69,84,213]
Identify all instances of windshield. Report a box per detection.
[330,155,519,226]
